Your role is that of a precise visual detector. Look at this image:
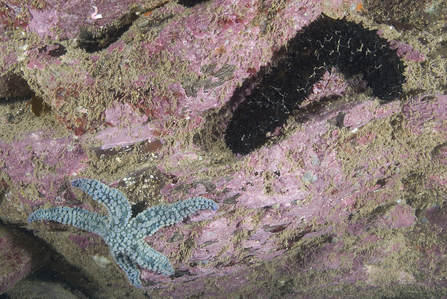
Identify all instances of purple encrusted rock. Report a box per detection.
[1,0,446,297]
[0,223,46,294]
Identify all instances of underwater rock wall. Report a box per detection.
[1,0,447,298]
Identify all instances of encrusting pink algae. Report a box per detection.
[1,0,447,298]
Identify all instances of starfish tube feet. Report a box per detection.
[134,196,219,236]
[28,178,218,287]
[28,206,108,238]
[131,240,174,275]
[72,178,131,225]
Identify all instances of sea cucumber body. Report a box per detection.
[225,15,406,155]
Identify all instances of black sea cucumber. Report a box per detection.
[225,14,406,155]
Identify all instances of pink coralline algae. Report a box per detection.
[1,0,156,41]
[0,224,45,294]
[0,130,87,208]
[1,0,447,298]
[15,0,325,136]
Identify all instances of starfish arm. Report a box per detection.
[114,253,142,287]
[133,197,218,237]
[28,206,109,237]
[130,239,174,276]
[72,178,131,226]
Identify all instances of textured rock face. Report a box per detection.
[1,0,447,298]
[0,224,45,294]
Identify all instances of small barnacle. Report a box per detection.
[93,254,112,269]
[90,6,103,20]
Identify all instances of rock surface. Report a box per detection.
[0,223,46,294]
[1,0,447,298]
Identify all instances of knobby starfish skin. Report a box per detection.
[28,178,218,287]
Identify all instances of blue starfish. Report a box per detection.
[28,178,218,287]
